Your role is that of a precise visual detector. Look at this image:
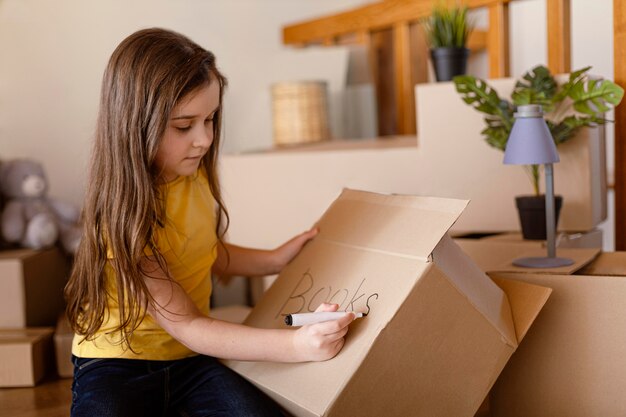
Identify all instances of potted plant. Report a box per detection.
[424,3,473,82]
[453,65,624,239]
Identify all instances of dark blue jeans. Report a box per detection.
[70,355,284,417]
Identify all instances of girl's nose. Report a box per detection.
[193,127,213,148]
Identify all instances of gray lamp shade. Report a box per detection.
[502,104,573,268]
[503,105,559,165]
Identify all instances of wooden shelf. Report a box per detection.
[230,136,418,155]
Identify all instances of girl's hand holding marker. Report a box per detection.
[290,303,361,362]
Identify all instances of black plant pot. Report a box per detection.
[430,47,470,82]
[515,195,563,240]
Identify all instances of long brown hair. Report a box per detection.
[65,28,229,346]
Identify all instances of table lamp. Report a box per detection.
[503,104,574,268]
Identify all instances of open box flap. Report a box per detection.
[491,277,552,343]
[434,234,518,346]
[317,189,469,261]
[577,252,626,276]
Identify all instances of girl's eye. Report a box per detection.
[176,126,192,132]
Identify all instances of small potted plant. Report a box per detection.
[453,65,623,239]
[424,3,473,82]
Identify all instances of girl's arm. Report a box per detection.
[142,255,353,362]
[212,227,318,277]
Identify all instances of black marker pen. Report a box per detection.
[284,312,365,326]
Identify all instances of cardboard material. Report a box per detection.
[0,248,69,328]
[457,240,626,416]
[54,314,73,378]
[0,327,54,387]
[226,189,551,417]
[211,305,252,324]
[577,251,626,275]
[463,229,603,249]
[489,271,626,417]
[455,240,599,274]
[484,247,599,274]
[455,239,546,272]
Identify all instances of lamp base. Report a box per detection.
[512,256,575,268]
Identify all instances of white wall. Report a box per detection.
[0,0,616,246]
[0,0,363,205]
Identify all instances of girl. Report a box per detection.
[65,28,355,417]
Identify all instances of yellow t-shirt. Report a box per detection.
[72,170,218,360]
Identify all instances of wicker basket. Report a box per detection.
[271,81,330,146]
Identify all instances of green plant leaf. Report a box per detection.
[512,65,556,111]
[454,75,504,116]
[569,66,592,83]
[453,63,623,195]
[481,124,509,151]
[548,115,607,145]
[551,66,590,103]
[424,4,473,48]
[515,66,557,97]
[569,79,624,115]
[511,89,552,109]
[454,75,514,150]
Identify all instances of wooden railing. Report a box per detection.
[282,0,571,137]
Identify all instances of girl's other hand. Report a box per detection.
[270,227,319,274]
[291,303,355,362]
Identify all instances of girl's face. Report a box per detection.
[154,79,220,182]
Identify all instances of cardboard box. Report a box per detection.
[211,305,251,324]
[457,241,626,416]
[54,314,73,378]
[488,270,626,417]
[454,239,599,274]
[456,229,603,249]
[577,251,626,275]
[0,327,54,387]
[0,248,69,328]
[226,190,551,417]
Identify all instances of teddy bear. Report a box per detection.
[0,159,82,254]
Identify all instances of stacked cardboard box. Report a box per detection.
[54,313,74,378]
[456,240,626,417]
[0,328,54,387]
[0,248,70,386]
